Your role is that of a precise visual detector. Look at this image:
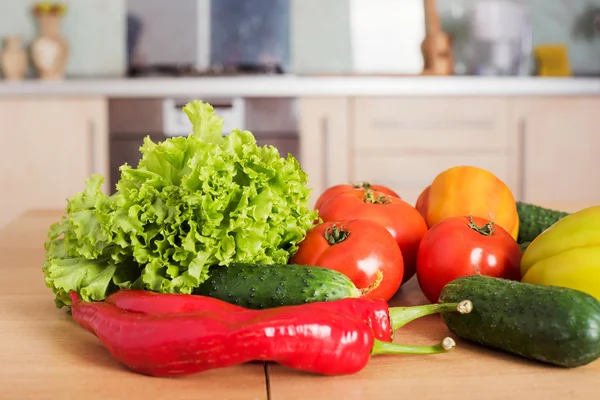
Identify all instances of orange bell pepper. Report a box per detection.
[416,166,519,239]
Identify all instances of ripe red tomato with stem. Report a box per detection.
[315,182,401,211]
[318,189,428,286]
[290,219,404,301]
[416,215,522,304]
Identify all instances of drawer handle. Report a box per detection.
[377,180,430,188]
[371,120,494,131]
[321,116,330,188]
[518,118,527,200]
[88,119,96,177]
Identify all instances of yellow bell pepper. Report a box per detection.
[521,205,600,300]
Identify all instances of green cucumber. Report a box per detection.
[194,263,361,309]
[516,201,569,244]
[439,275,600,368]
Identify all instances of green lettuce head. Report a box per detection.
[42,100,317,308]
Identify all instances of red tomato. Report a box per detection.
[416,215,522,303]
[315,182,400,211]
[290,219,404,301]
[318,189,428,286]
[415,185,430,219]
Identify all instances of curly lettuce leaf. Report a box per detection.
[42,100,317,307]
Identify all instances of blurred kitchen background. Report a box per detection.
[1,0,600,228]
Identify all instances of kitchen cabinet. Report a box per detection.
[351,97,517,205]
[512,97,600,204]
[299,96,600,207]
[0,97,108,229]
[298,97,351,203]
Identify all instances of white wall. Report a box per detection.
[0,0,126,77]
[292,0,600,76]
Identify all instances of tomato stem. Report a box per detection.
[351,181,373,190]
[323,223,351,245]
[362,188,391,205]
[371,337,456,356]
[388,300,473,331]
[467,214,495,236]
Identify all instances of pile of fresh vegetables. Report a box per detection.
[41,100,600,377]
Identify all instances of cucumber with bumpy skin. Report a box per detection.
[439,275,600,368]
[194,263,361,309]
[516,201,569,244]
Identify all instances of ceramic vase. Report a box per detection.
[0,36,27,80]
[31,11,68,80]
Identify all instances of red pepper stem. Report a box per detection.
[371,337,456,356]
[388,300,473,331]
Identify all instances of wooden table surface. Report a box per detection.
[1,206,598,400]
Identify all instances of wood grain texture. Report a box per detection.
[268,274,599,400]
[2,205,598,399]
[0,210,267,400]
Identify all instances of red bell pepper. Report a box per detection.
[104,289,472,342]
[70,292,461,377]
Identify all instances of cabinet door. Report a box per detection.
[298,97,350,207]
[351,97,514,205]
[514,97,600,204]
[0,98,108,229]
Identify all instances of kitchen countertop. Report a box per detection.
[1,206,598,400]
[0,210,268,400]
[0,75,599,98]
